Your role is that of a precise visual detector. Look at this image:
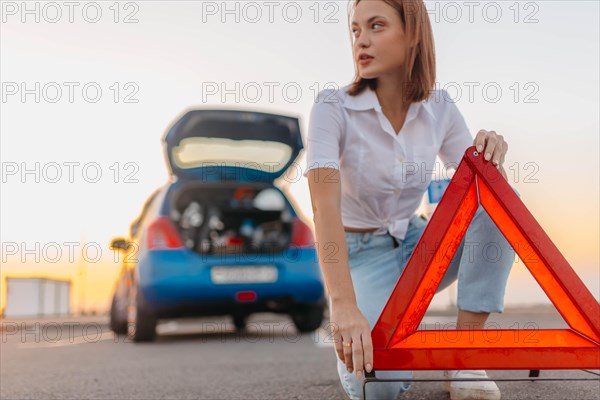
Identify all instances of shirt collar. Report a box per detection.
[341,84,436,122]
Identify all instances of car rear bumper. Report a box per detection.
[136,248,325,313]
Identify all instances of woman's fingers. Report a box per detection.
[342,336,354,372]
[353,335,365,379]
[352,329,374,379]
[474,129,508,168]
[332,326,345,362]
[493,140,507,167]
[361,331,374,374]
[474,130,488,153]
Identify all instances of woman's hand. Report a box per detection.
[474,129,509,180]
[330,299,374,380]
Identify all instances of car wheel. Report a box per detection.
[127,286,157,342]
[291,303,325,333]
[109,296,128,335]
[232,313,248,332]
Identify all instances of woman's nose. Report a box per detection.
[354,34,369,51]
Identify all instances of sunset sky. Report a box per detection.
[1,1,598,314]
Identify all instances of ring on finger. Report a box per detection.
[342,342,352,347]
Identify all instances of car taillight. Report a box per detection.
[147,216,184,250]
[290,218,315,248]
[225,236,244,246]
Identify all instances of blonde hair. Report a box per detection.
[346,0,436,103]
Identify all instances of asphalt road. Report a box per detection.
[1,310,599,399]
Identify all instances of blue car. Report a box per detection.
[109,109,325,342]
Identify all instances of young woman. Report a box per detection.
[303,1,521,399]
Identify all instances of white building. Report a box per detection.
[3,277,71,317]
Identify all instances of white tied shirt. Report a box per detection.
[302,84,474,242]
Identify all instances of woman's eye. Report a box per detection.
[352,23,382,36]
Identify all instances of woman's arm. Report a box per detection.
[438,93,510,182]
[307,168,355,305]
[307,167,373,379]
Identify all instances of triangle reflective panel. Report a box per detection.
[371,145,600,370]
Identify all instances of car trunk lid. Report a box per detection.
[163,109,303,182]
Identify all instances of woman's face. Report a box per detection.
[351,0,410,80]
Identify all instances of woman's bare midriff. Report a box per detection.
[343,226,378,233]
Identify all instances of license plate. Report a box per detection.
[210,265,278,284]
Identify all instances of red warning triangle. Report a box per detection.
[371,145,600,370]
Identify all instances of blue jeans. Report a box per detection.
[332,187,520,400]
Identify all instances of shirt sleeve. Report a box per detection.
[302,89,345,178]
[438,91,474,169]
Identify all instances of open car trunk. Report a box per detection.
[163,109,303,183]
[169,182,293,255]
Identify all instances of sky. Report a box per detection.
[1,0,598,314]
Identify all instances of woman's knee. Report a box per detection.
[336,360,412,400]
[341,378,411,400]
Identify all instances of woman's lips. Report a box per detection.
[359,56,374,65]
